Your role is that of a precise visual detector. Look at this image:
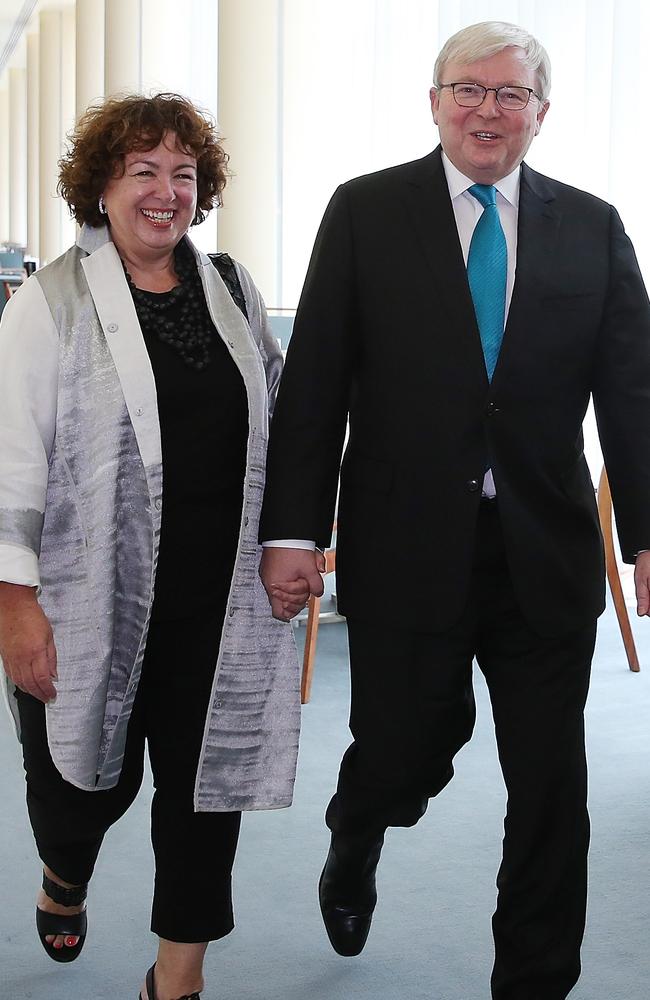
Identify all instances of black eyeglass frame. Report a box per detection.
[439,82,542,110]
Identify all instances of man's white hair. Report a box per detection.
[433,21,551,102]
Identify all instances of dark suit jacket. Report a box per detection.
[260,147,650,636]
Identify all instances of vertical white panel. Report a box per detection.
[582,0,615,199]
[282,0,442,307]
[281,0,376,306]
[76,0,105,117]
[437,0,463,45]
[142,0,192,95]
[39,8,63,264]
[0,79,9,242]
[27,31,39,259]
[609,0,649,272]
[9,67,28,246]
[138,0,218,252]
[187,0,219,253]
[105,0,142,95]
[218,0,280,304]
[189,0,219,117]
[60,5,76,250]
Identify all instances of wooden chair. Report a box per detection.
[597,466,640,671]
[300,540,337,703]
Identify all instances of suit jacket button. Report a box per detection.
[467,479,480,493]
[486,401,499,415]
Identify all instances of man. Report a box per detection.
[260,21,650,1000]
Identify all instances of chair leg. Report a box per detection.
[597,468,640,672]
[301,594,322,703]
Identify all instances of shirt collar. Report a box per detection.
[441,151,520,207]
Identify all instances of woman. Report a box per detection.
[0,93,308,1000]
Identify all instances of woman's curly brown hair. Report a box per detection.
[58,92,229,227]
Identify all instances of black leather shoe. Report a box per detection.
[318,836,384,957]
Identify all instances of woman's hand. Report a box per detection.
[270,577,312,621]
[0,582,58,703]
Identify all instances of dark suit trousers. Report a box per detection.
[16,615,241,944]
[327,499,596,1000]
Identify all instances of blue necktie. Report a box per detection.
[467,184,507,382]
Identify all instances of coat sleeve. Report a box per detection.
[0,278,59,587]
[259,184,358,549]
[592,205,650,562]
[0,277,58,586]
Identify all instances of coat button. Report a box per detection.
[466,479,480,493]
[135,407,143,416]
[154,498,162,510]
[107,322,118,333]
[486,401,499,415]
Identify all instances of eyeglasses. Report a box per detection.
[440,83,541,111]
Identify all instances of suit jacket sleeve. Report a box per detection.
[592,205,650,562]
[259,184,358,548]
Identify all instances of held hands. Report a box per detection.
[260,547,326,622]
[634,551,650,617]
[0,583,58,703]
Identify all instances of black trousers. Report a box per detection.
[327,500,596,1000]
[17,615,241,944]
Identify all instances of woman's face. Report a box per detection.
[102,131,198,262]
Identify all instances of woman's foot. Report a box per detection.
[140,941,207,999]
[37,866,87,952]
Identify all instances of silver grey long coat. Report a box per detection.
[0,224,300,811]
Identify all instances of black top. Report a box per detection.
[136,287,249,622]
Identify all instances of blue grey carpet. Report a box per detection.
[0,598,648,999]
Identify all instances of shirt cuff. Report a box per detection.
[0,542,40,588]
[262,539,316,550]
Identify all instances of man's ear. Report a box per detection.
[430,86,440,124]
[535,99,550,135]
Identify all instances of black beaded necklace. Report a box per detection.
[123,238,215,371]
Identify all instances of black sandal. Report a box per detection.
[36,872,88,963]
[139,963,201,1000]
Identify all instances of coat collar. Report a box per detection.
[77,221,215,269]
[76,225,257,449]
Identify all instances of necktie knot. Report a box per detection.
[469,183,497,209]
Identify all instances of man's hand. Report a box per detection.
[260,547,326,621]
[0,582,58,702]
[634,551,650,617]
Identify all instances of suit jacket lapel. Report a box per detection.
[400,147,487,381]
[494,163,561,384]
[399,152,562,387]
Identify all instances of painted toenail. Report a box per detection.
[65,936,77,946]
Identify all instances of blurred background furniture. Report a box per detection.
[0,246,27,319]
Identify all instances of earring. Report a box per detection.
[98,195,107,215]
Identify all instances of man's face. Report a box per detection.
[430,46,549,184]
